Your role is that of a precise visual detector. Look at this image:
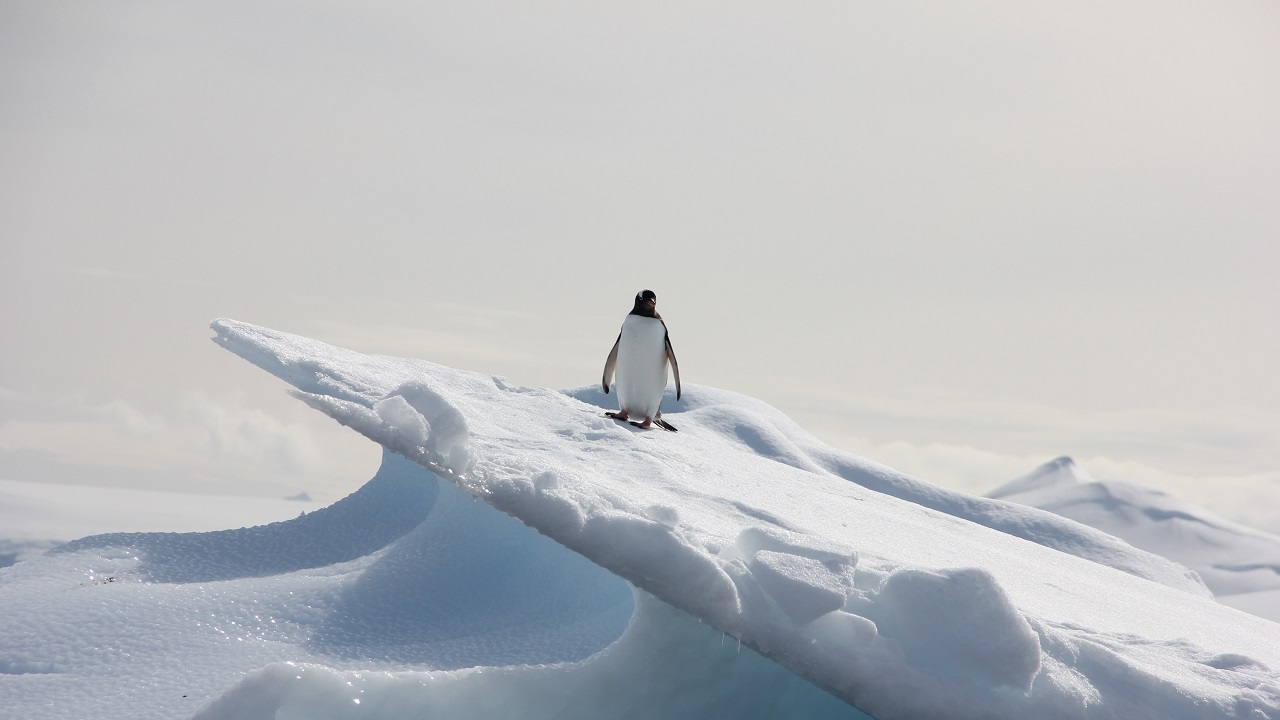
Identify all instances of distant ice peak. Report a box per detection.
[1043,455,1077,472]
[988,455,1091,499]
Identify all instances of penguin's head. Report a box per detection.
[633,289,657,315]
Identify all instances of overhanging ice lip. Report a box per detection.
[207,318,1280,719]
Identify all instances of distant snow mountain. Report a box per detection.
[989,457,1280,621]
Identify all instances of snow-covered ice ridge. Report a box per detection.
[203,319,1277,717]
[1,320,1276,720]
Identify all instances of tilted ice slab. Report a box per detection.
[205,319,1280,719]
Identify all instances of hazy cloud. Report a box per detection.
[0,393,377,501]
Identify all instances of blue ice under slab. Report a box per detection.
[192,588,870,720]
[309,465,637,668]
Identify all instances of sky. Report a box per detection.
[2,0,1278,531]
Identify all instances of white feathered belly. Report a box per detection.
[615,315,669,420]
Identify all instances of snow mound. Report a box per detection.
[750,548,853,626]
[991,457,1280,612]
[873,566,1040,691]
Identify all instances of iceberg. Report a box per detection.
[0,319,1276,720]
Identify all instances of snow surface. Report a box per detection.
[990,456,1280,622]
[1,319,1278,720]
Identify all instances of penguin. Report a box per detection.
[602,289,681,431]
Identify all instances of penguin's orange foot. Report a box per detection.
[629,418,654,429]
[606,410,629,421]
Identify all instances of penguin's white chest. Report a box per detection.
[615,315,669,420]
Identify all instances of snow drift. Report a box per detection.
[0,319,1277,720]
